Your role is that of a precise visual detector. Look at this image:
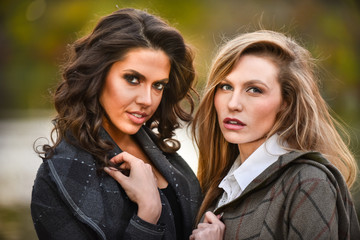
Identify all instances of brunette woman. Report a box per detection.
[31,8,201,240]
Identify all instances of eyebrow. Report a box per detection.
[125,69,169,83]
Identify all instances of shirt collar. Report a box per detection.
[219,134,289,195]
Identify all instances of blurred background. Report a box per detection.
[0,0,359,239]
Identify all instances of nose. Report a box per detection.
[136,85,152,107]
[228,91,243,112]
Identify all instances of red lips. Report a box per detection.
[223,118,245,125]
[223,117,245,130]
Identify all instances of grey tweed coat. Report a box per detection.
[209,151,360,239]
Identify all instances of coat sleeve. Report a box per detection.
[31,163,99,240]
[31,162,166,240]
[123,215,166,240]
[285,166,339,239]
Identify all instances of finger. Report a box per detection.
[109,152,135,164]
[104,166,127,183]
[109,152,125,164]
[108,161,126,170]
[203,211,220,224]
[190,228,201,235]
[109,152,138,170]
[197,223,211,229]
[190,229,208,240]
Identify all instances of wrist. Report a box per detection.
[137,198,162,224]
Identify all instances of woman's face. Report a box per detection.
[100,48,171,139]
[214,54,283,154]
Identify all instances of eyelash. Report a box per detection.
[218,83,263,94]
[153,82,167,91]
[218,84,233,91]
[124,74,167,91]
[246,87,263,94]
[124,74,139,84]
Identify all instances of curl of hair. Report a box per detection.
[192,30,357,223]
[35,8,196,169]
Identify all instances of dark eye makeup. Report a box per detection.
[123,73,140,84]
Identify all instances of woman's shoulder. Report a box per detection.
[49,138,95,163]
[260,151,329,182]
[36,138,98,184]
[276,151,345,196]
[34,138,103,194]
[285,160,332,185]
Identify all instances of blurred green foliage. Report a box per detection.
[0,0,360,237]
[1,0,360,115]
[0,206,37,240]
[2,0,359,111]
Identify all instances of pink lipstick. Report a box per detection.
[127,111,148,125]
[223,117,245,130]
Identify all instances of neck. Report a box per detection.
[102,119,133,148]
[238,136,266,163]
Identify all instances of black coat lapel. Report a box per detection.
[134,127,194,233]
[133,127,191,196]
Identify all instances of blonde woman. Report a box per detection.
[190,30,360,239]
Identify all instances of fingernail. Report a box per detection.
[104,167,116,172]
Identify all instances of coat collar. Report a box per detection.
[213,151,331,214]
[100,126,191,196]
[100,126,194,234]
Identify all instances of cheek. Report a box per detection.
[100,78,116,106]
[152,92,164,109]
[214,93,222,116]
[100,84,129,112]
[99,85,109,110]
[254,100,281,126]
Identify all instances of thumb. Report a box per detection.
[203,211,219,224]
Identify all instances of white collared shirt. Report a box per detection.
[217,134,289,208]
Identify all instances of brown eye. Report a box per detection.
[153,82,166,91]
[124,74,139,84]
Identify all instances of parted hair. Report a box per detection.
[192,30,357,222]
[36,8,196,169]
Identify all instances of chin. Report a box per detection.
[222,135,243,145]
[125,126,142,135]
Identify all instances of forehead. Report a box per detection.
[225,54,279,83]
[112,47,171,78]
[121,48,169,63]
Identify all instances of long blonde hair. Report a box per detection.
[192,30,357,221]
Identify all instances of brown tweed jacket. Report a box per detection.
[209,151,360,239]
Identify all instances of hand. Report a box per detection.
[104,152,161,224]
[189,211,225,240]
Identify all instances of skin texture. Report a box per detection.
[190,54,283,239]
[104,153,162,224]
[101,47,171,224]
[100,47,171,148]
[214,54,283,162]
[189,211,225,240]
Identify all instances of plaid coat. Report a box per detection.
[209,151,360,239]
[31,126,201,240]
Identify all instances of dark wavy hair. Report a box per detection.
[36,8,196,169]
